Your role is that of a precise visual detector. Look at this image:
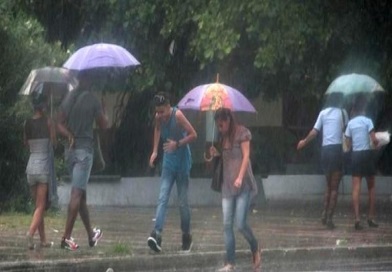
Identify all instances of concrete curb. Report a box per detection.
[2,244,391,271]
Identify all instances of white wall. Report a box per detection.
[57,175,392,206]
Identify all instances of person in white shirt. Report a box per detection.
[345,94,379,230]
[297,93,346,229]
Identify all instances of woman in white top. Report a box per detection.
[297,93,346,229]
[345,94,379,230]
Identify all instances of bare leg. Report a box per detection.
[321,174,331,224]
[38,217,46,244]
[28,183,48,237]
[327,171,341,220]
[352,176,362,222]
[366,176,376,220]
[79,190,94,239]
[63,187,83,240]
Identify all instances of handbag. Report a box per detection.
[91,130,105,173]
[211,156,223,192]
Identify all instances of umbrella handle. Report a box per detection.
[203,110,216,162]
[50,92,53,118]
[204,151,214,162]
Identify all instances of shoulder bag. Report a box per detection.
[211,155,223,192]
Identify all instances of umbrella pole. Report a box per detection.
[50,91,53,119]
[204,110,215,162]
[211,116,215,148]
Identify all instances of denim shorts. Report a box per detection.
[65,148,93,191]
[27,174,49,186]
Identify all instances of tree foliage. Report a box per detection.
[1,0,392,186]
[0,0,66,211]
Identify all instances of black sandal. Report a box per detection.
[367,219,379,228]
[354,221,363,230]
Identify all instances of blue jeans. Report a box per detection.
[222,190,258,265]
[65,148,93,191]
[154,167,191,234]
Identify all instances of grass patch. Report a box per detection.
[0,211,64,230]
[112,242,131,254]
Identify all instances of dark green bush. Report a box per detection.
[0,2,66,212]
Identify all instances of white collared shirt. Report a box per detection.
[345,115,374,151]
[314,107,347,146]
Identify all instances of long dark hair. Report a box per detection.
[31,84,47,112]
[324,92,343,108]
[214,108,237,148]
[352,94,368,116]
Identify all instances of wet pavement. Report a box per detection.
[1,198,392,271]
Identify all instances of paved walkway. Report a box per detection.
[1,199,392,271]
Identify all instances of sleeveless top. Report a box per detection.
[160,107,192,173]
[25,117,50,139]
[25,117,50,175]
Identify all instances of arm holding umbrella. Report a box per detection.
[57,111,74,148]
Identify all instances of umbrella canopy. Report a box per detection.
[19,66,78,118]
[178,83,256,112]
[63,43,140,70]
[325,73,384,96]
[179,82,256,160]
[19,66,77,96]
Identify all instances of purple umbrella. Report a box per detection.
[178,82,256,112]
[178,81,256,161]
[63,43,140,70]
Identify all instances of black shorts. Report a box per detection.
[321,144,343,174]
[351,150,376,177]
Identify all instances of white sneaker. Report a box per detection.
[89,227,103,247]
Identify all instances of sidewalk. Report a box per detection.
[0,199,392,271]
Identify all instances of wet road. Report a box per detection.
[1,199,392,271]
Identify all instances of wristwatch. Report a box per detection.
[176,140,180,148]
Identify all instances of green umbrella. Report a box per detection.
[325,73,384,96]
